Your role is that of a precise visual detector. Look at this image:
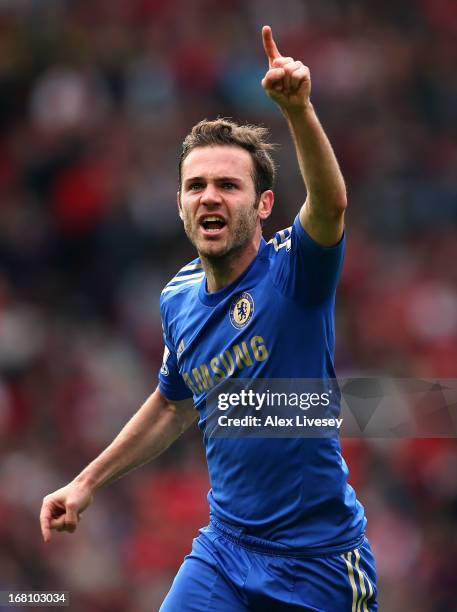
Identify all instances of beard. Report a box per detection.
[182,199,259,261]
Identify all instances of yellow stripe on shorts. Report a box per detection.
[355,547,375,609]
[342,551,358,612]
[354,548,368,612]
[342,547,375,611]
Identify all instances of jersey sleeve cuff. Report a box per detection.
[293,214,345,251]
[158,381,193,402]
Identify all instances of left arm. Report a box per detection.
[261,26,347,246]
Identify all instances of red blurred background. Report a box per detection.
[0,1,456,610]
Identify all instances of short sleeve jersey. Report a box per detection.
[159,215,366,551]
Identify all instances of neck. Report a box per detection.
[201,234,262,293]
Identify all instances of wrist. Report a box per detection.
[73,470,100,493]
[282,100,314,122]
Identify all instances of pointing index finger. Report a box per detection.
[262,25,281,67]
[40,508,51,543]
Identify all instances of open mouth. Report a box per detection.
[200,216,227,233]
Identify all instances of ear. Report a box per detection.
[177,191,183,220]
[257,190,274,221]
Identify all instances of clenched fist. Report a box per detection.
[40,480,93,543]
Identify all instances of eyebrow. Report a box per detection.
[184,176,243,184]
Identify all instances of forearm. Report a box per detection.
[261,26,346,244]
[74,387,195,492]
[285,103,347,217]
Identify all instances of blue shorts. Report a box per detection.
[160,519,378,611]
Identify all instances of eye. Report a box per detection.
[188,182,204,191]
[222,182,237,190]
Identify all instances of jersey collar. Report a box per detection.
[198,238,268,307]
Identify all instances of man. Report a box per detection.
[40,26,378,611]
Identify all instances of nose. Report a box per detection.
[200,183,222,206]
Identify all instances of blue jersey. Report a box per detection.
[159,214,366,552]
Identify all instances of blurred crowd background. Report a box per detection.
[0,1,456,610]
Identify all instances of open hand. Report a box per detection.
[261,25,311,112]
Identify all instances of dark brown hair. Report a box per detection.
[179,118,276,197]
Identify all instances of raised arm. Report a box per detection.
[39,387,196,543]
[261,25,347,246]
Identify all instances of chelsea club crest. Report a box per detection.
[229,292,254,329]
